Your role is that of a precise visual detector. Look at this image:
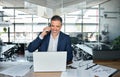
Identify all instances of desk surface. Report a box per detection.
[1,44,15,54]
[94,60,120,77]
[76,44,93,55]
[0,61,117,77]
[93,60,120,70]
[0,62,80,77]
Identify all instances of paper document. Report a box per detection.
[0,64,32,77]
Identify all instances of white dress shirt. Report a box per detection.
[47,33,59,52]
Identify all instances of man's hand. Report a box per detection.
[40,26,51,38]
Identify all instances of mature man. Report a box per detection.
[27,15,73,64]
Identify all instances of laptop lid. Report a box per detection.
[33,52,67,72]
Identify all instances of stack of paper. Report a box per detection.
[0,64,32,77]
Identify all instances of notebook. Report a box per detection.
[33,52,67,72]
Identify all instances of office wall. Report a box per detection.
[100,0,120,41]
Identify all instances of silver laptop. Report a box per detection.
[33,52,67,72]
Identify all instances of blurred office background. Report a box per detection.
[0,0,119,60]
[0,0,120,77]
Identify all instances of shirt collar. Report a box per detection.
[50,32,60,40]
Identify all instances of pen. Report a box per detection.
[29,65,33,69]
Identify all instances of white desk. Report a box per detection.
[0,44,15,58]
[1,44,15,54]
[0,61,117,77]
[76,44,93,55]
[0,62,80,77]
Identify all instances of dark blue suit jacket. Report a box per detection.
[27,31,73,63]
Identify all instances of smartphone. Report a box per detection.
[48,23,51,26]
[45,23,51,33]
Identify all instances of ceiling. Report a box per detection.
[0,0,109,8]
[0,0,109,18]
[26,0,109,9]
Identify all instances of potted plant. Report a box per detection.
[111,36,120,50]
[3,27,7,32]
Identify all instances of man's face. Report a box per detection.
[50,20,62,35]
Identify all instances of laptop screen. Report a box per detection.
[33,52,67,72]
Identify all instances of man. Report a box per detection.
[27,15,73,64]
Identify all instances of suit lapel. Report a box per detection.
[57,32,63,51]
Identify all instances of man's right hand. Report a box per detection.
[40,26,51,38]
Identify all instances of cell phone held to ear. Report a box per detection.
[45,30,49,33]
[45,24,51,33]
[48,23,51,26]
